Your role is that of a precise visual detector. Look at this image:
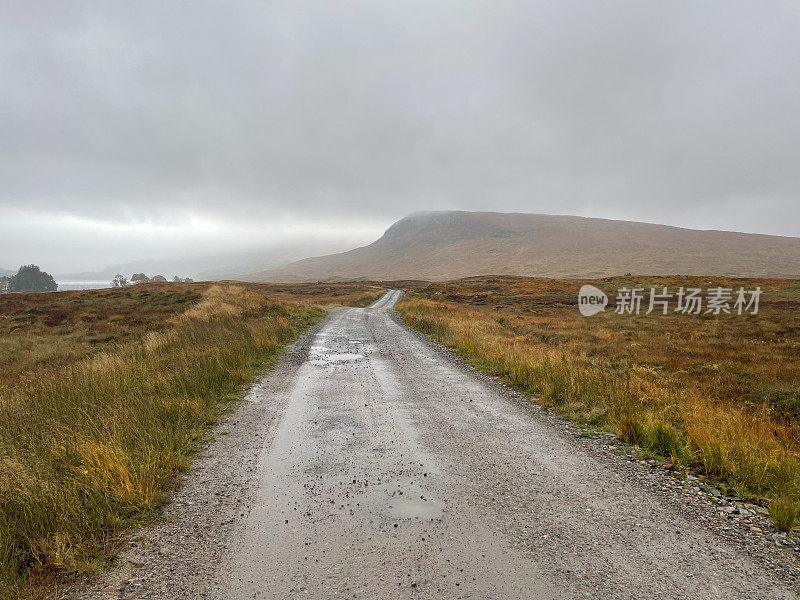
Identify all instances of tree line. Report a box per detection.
[111,273,194,287]
[0,265,195,293]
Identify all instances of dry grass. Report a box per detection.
[0,284,204,387]
[225,281,387,308]
[0,283,336,597]
[398,275,800,531]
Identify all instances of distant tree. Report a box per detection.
[183,277,193,283]
[151,275,167,282]
[130,273,150,284]
[111,274,129,287]
[8,265,57,292]
[0,276,9,294]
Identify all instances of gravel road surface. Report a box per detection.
[67,289,797,599]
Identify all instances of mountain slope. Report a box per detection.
[245,211,800,281]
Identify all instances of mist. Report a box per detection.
[2,1,799,274]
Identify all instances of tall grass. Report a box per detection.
[0,286,323,597]
[399,298,800,530]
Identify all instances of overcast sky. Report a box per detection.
[2,1,799,273]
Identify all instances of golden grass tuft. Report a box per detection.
[686,402,799,499]
[771,494,800,532]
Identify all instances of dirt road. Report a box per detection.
[70,290,796,599]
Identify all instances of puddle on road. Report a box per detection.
[359,480,445,520]
[388,495,444,519]
[308,340,367,367]
[309,352,365,366]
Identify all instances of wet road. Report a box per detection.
[213,290,793,599]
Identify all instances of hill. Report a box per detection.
[245,211,800,282]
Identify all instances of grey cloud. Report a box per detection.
[1,1,799,271]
